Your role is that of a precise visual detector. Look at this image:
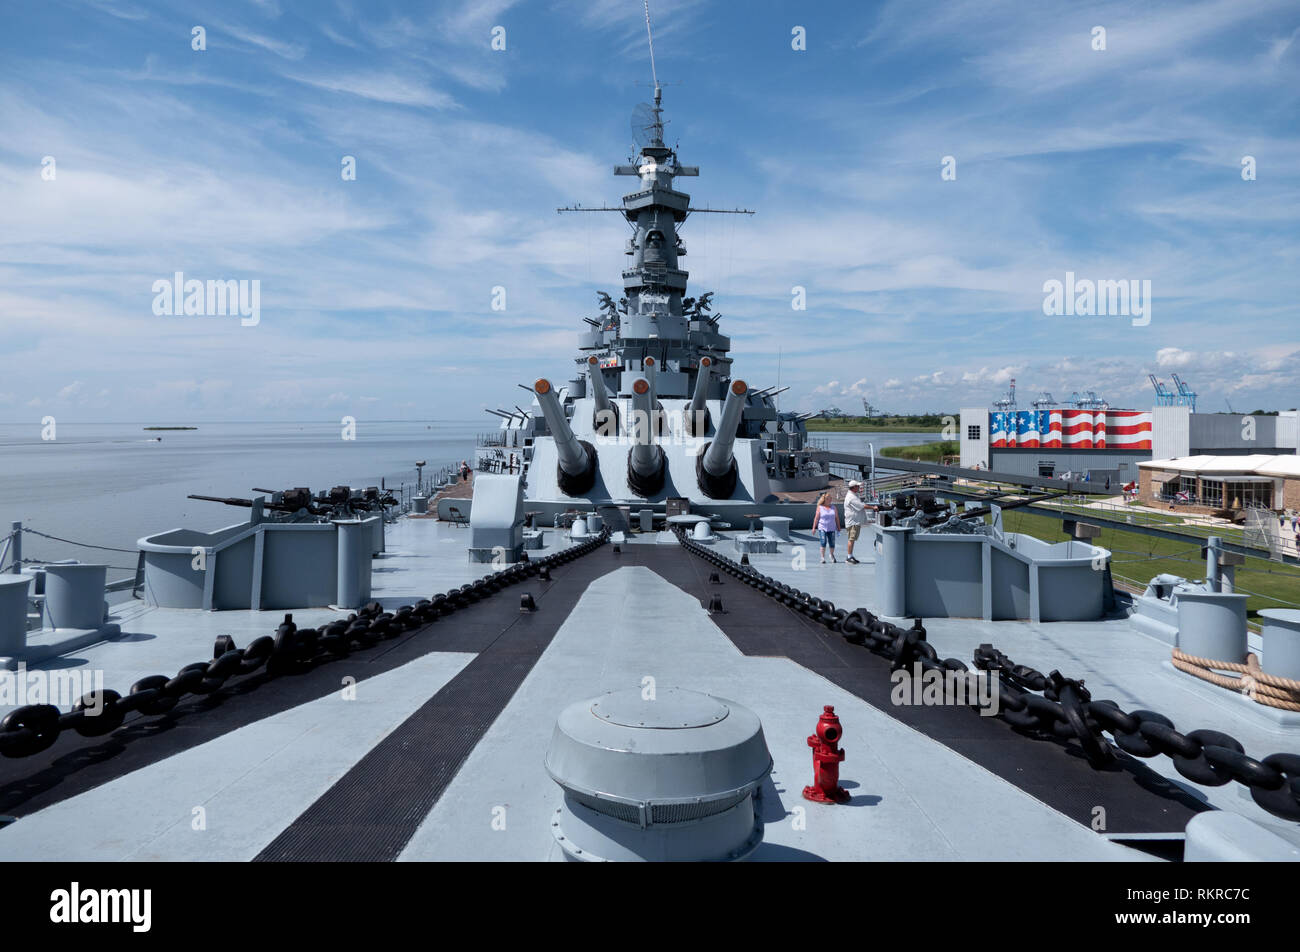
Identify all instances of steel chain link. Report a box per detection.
[674,527,1300,822]
[0,531,608,759]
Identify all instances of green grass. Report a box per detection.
[1038,499,1274,550]
[997,509,1300,623]
[880,441,959,462]
[805,415,950,432]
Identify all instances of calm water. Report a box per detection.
[0,423,940,571]
[0,421,483,569]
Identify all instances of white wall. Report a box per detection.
[959,408,989,469]
[1151,406,1191,459]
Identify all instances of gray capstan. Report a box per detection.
[544,687,772,861]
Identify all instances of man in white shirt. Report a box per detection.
[843,479,868,564]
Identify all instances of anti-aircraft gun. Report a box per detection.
[188,487,324,519]
[189,484,400,521]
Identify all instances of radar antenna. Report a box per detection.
[630,0,666,148]
[631,102,661,149]
[643,0,659,91]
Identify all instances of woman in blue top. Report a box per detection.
[813,492,840,563]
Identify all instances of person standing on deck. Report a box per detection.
[843,480,867,564]
[814,492,840,564]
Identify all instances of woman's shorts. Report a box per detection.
[818,529,837,548]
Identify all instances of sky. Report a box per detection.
[1,0,1297,423]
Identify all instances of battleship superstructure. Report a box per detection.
[474,86,828,527]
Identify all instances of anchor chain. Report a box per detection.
[0,531,608,759]
[674,527,1300,822]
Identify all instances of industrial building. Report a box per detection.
[959,378,1297,486]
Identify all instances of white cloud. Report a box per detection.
[282,71,459,109]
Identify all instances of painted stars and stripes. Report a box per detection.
[990,410,1150,450]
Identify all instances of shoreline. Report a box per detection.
[806,424,946,433]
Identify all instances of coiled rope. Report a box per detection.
[1171,649,1300,712]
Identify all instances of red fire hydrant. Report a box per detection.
[803,705,850,804]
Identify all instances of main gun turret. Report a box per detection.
[535,378,598,496]
[697,379,746,499]
[586,356,618,437]
[627,377,667,497]
[684,356,712,436]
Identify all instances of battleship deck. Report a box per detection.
[0,516,1296,861]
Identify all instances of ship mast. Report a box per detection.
[554,2,753,400]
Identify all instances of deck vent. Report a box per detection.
[544,687,772,861]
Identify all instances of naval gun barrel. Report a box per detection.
[643,356,665,437]
[188,494,256,509]
[188,493,325,516]
[697,379,747,499]
[627,377,667,497]
[685,356,713,435]
[535,378,598,496]
[586,356,618,436]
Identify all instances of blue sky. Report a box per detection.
[1,0,1297,423]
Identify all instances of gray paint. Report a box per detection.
[259,527,337,610]
[987,449,1147,483]
[1184,812,1300,862]
[142,522,367,611]
[545,687,771,861]
[212,534,256,610]
[1259,609,1300,680]
[1190,412,1295,454]
[1176,592,1248,662]
[989,547,1030,620]
[334,520,372,609]
[867,525,1108,621]
[0,575,31,655]
[761,516,792,542]
[42,564,107,630]
[875,527,909,616]
[468,473,526,563]
[3,515,1294,859]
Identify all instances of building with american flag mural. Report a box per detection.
[960,403,1297,488]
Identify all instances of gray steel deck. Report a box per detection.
[0,517,1294,860]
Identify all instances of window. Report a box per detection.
[1201,479,1223,508]
[1038,463,1055,478]
[1224,481,1273,509]
[967,425,981,441]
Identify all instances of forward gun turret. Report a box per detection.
[684,356,712,436]
[628,377,667,496]
[586,356,618,437]
[535,378,598,496]
[697,379,746,499]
